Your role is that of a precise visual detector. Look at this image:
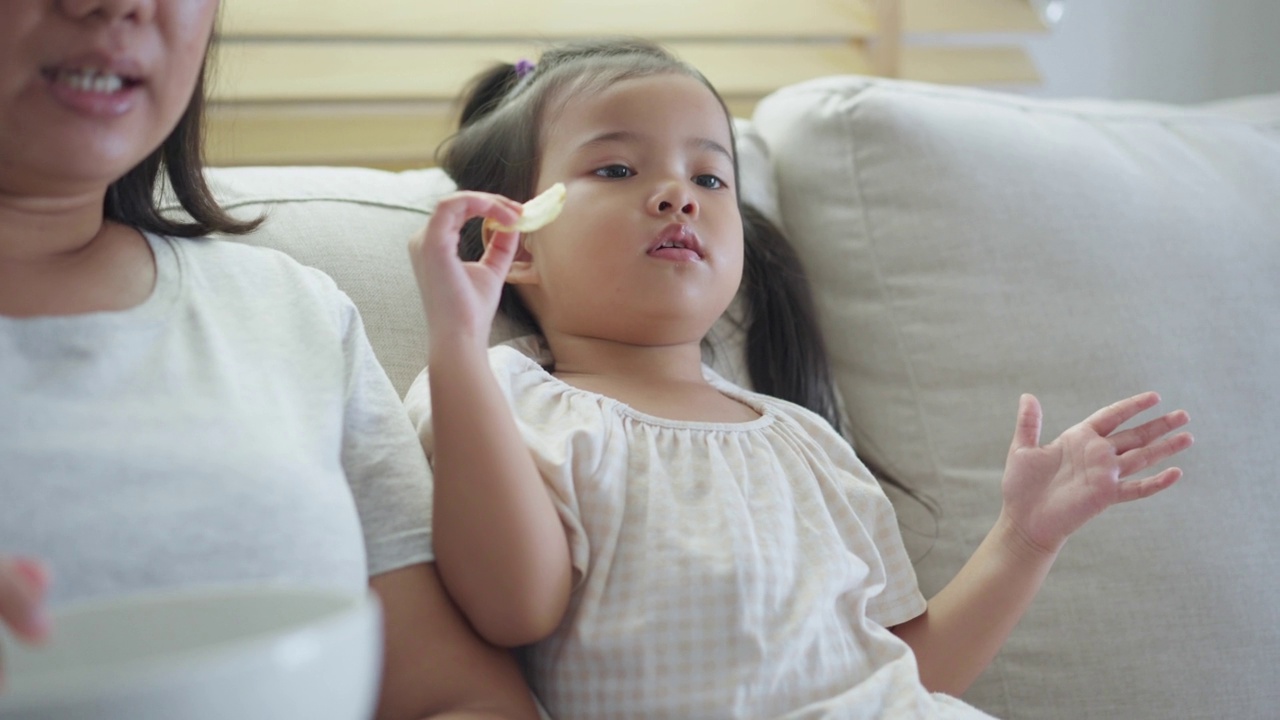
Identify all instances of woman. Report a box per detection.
[0,1,538,717]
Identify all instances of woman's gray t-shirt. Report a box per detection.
[0,233,433,605]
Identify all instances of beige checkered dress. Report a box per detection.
[408,337,995,719]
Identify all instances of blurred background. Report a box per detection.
[205,0,1280,169]
[1025,0,1280,101]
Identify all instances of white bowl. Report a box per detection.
[0,585,382,720]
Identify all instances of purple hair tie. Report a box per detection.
[515,59,536,79]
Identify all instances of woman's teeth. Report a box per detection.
[55,69,126,94]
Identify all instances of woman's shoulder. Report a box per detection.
[166,234,333,283]
[158,234,353,312]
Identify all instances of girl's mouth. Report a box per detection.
[648,224,705,262]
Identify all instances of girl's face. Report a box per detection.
[0,0,218,197]
[518,72,744,347]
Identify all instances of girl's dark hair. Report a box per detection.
[737,203,843,434]
[441,38,925,503]
[104,40,261,238]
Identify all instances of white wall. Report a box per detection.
[1024,0,1280,102]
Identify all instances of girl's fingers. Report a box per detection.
[1118,431,1195,478]
[1109,409,1191,455]
[1083,391,1161,437]
[418,192,523,260]
[0,557,51,644]
[1009,393,1043,451]
[1115,466,1182,504]
[433,192,522,233]
[478,229,522,276]
[11,558,49,595]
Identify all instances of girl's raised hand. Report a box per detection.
[1000,392,1194,555]
[408,191,525,353]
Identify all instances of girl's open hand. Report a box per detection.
[408,191,524,352]
[1000,392,1194,555]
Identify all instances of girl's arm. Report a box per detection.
[409,192,573,647]
[371,563,540,719]
[891,392,1193,697]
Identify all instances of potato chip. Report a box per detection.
[487,183,567,233]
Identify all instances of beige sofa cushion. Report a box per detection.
[754,77,1280,719]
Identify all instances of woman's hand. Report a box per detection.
[0,556,52,690]
[408,192,524,354]
[1000,392,1194,555]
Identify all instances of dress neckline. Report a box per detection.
[501,336,777,432]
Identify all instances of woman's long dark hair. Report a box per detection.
[441,39,924,501]
[104,34,260,238]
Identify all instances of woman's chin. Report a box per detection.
[4,142,154,197]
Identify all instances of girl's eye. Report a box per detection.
[695,174,726,190]
[594,164,634,179]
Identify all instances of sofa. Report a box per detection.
[182,76,1280,719]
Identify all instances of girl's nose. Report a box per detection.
[649,182,699,218]
[57,0,156,23]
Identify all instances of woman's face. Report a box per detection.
[0,0,219,197]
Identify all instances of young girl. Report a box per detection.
[406,39,1193,719]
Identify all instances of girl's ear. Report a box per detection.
[482,223,539,285]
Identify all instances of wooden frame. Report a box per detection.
[207,0,1046,168]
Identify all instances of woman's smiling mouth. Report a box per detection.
[42,56,145,117]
